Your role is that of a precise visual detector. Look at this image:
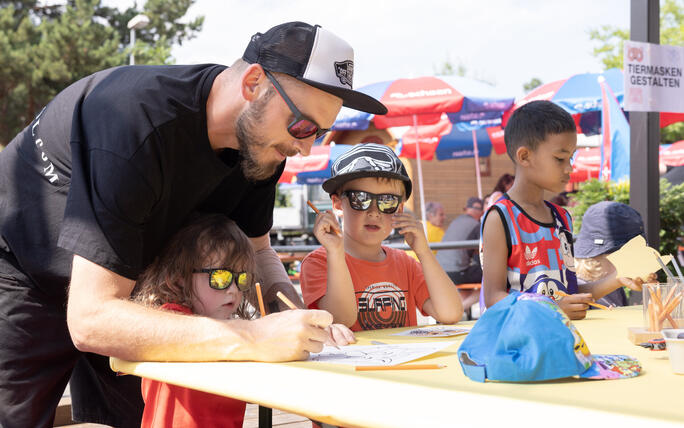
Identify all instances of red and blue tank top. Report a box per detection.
[480,194,578,300]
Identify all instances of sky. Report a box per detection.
[105,0,631,98]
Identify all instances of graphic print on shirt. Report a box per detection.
[356,282,408,330]
[495,198,577,295]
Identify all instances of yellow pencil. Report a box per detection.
[355,364,446,371]
[255,282,266,317]
[306,200,341,236]
[556,290,611,310]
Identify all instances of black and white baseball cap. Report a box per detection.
[322,143,412,198]
[243,21,387,115]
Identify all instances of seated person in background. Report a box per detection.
[480,100,648,320]
[484,173,514,211]
[436,197,484,311]
[574,201,652,307]
[300,144,463,330]
[425,201,446,252]
[406,201,445,260]
[134,214,354,428]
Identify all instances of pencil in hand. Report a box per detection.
[276,291,298,310]
[307,200,341,237]
[255,282,267,317]
[556,290,611,310]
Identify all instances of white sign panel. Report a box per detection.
[623,41,684,113]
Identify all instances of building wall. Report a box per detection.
[402,151,515,225]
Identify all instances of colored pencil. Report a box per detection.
[306,200,341,236]
[255,282,266,317]
[355,364,446,371]
[556,290,611,310]
[276,291,298,310]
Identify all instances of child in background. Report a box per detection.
[300,144,463,330]
[480,101,647,319]
[574,201,655,307]
[134,214,354,428]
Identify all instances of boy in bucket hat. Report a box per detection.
[300,144,463,330]
[574,201,654,307]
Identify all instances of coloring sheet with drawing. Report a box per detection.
[391,326,470,337]
[308,341,456,366]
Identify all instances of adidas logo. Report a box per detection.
[524,246,540,266]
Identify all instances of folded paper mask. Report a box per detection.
[606,235,672,279]
[458,292,641,382]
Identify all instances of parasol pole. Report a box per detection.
[413,114,428,234]
[472,129,483,200]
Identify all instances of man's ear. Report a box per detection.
[516,146,532,166]
[240,63,267,101]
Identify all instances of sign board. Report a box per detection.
[623,41,684,113]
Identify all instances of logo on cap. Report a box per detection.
[334,60,354,87]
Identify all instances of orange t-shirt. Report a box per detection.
[140,303,246,428]
[300,246,430,331]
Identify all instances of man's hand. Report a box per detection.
[557,293,593,320]
[247,309,333,361]
[392,212,429,256]
[325,323,356,347]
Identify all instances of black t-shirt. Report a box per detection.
[0,64,283,298]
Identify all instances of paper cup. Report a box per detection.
[643,283,684,331]
[662,329,684,375]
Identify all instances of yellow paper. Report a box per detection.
[606,235,672,279]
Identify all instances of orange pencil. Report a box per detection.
[556,290,611,310]
[255,282,266,317]
[306,200,341,236]
[355,364,446,371]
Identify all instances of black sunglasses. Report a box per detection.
[341,190,402,214]
[264,69,330,139]
[192,268,254,292]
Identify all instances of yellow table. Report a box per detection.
[111,307,684,427]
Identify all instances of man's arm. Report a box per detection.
[66,255,332,362]
[250,233,304,311]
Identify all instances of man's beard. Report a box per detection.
[235,92,297,182]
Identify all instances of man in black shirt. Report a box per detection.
[0,22,386,427]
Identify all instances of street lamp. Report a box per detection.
[127,14,150,65]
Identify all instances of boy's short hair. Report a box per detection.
[504,100,576,162]
[322,143,412,198]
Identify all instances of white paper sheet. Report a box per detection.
[308,341,456,366]
[391,326,470,337]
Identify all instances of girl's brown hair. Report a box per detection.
[133,213,256,319]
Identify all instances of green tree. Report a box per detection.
[522,77,543,93]
[588,0,684,70]
[0,0,203,146]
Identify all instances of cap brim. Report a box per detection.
[322,170,412,197]
[579,354,641,380]
[299,78,388,115]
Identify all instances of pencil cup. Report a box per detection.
[643,283,684,332]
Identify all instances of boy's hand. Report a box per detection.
[312,211,343,253]
[557,293,593,320]
[325,323,356,347]
[392,212,429,256]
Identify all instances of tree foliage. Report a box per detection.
[588,0,684,70]
[0,0,203,146]
[523,77,543,93]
